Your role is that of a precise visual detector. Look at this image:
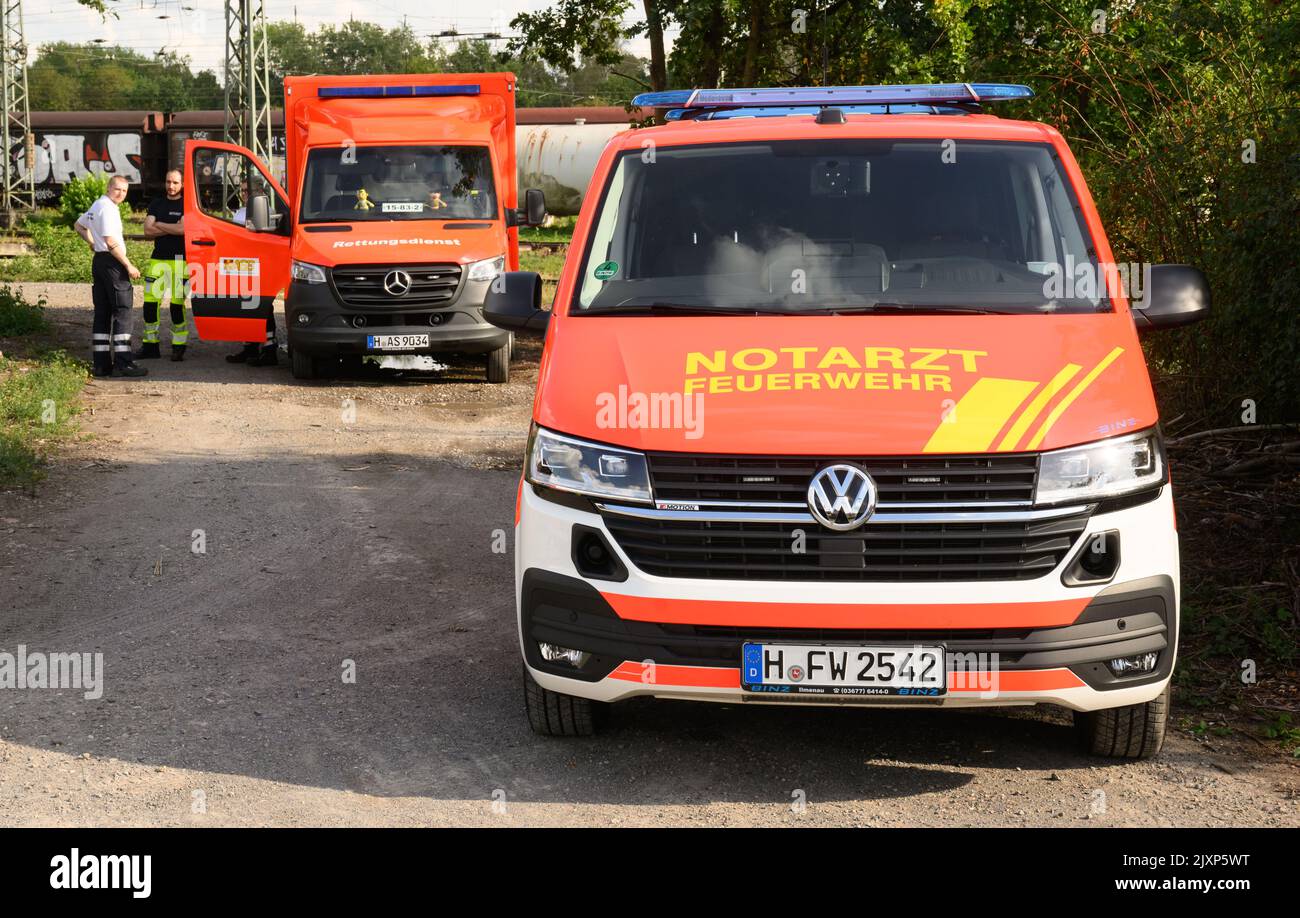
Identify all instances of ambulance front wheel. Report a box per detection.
[487,339,510,383]
[1073,686,1169,759]
[523,665,600,737]
[291,348,319,380]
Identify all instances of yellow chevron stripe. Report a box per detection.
[1026,347,1125,450]
[996,363,1082,452]
[923,377,1039,453]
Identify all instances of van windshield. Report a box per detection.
[300,144,497,223]
[575,140,1109,315]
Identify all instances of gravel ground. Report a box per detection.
[0,284,1296,827]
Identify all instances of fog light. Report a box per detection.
[296,313,311,325]
[351,315,367,328]
[1108,652,1158,676]
[538,642,590,668]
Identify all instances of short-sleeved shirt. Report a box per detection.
[76,195,124,253]
[146,194,185,260]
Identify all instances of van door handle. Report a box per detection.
[192,238,216,247]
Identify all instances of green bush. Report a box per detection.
[0,284,47,336]
[58,173,131,227]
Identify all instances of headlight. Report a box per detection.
[1036,428,1166,505]
[467,255,505,283]
[291,260,327,284]
[527,426,652,503]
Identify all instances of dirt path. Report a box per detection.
[0,285,1296,826]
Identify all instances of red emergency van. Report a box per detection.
[485,84,1210,757]
[184,73,544,381]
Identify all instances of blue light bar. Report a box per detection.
[663,103,976,121]
[633,83,1033,110]
[318,84,481,99]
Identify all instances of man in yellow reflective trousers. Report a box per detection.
[138,169,189,361]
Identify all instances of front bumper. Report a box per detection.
[515,482,1181,712]
[285,278,509,357]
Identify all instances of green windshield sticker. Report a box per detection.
[593,261,619,280]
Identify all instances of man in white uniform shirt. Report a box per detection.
[74,175,146,377]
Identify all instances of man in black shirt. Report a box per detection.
[138,169,189,361]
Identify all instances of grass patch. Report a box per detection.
[0,283,49,335]
[519,215,576,244]
[0,350,87,488]
[0,210,152,284]
[519,248,567,281]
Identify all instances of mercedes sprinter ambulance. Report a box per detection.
[184,73,545,381]
[485,84,1210,757]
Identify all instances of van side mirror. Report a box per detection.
[506,189,547,228]
[1131,264,1210,332]
[483,271,549,335]
[524,188,546,226]
[248,194,271,232]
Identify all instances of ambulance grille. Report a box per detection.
[601,511,1089,582]
[331,263,462,308]
[647,453,1038,506]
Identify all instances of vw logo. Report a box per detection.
[383,269,412,297]
[807,464,877,531]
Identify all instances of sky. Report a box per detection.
[23,0,668,75]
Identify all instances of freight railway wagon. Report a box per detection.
[18,107,638,215]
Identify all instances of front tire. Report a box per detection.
[291,348,317,380]
[1074,686,1169,759]
[523,665,598,736]
[486,341,510,383]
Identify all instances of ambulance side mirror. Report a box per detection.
[1131,264,1210,332]
[248,194,271,232]
[484,271,549,335]
[506,189,546,227]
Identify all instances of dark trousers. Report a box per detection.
[238,315,278,354]
[91,252,134,373]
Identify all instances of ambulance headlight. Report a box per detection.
[291,260,327,284]
[1036,429,1166,505]
[467,255,506,283]
[527,425,652,503]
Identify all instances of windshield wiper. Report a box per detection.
[582,302,798,316]
[801,303,1018,315]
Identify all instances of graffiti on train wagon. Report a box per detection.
[19,132,144,193]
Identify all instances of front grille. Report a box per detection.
[331,263,462,308]
[601,511,1089,582]
[648,453,1037,506]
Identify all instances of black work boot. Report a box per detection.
[250,345,279,367]
[134,342,161,360]
[171,345,187,362]
[226,344,258,364]
[112,362,148,378]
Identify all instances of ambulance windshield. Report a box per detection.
[300,144,497,222]
[575,140,1113,315]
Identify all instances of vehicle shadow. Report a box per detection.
[0,450,1127,809]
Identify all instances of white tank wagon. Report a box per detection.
[516,107,642,215]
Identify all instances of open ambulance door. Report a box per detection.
[183,139,292,342]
